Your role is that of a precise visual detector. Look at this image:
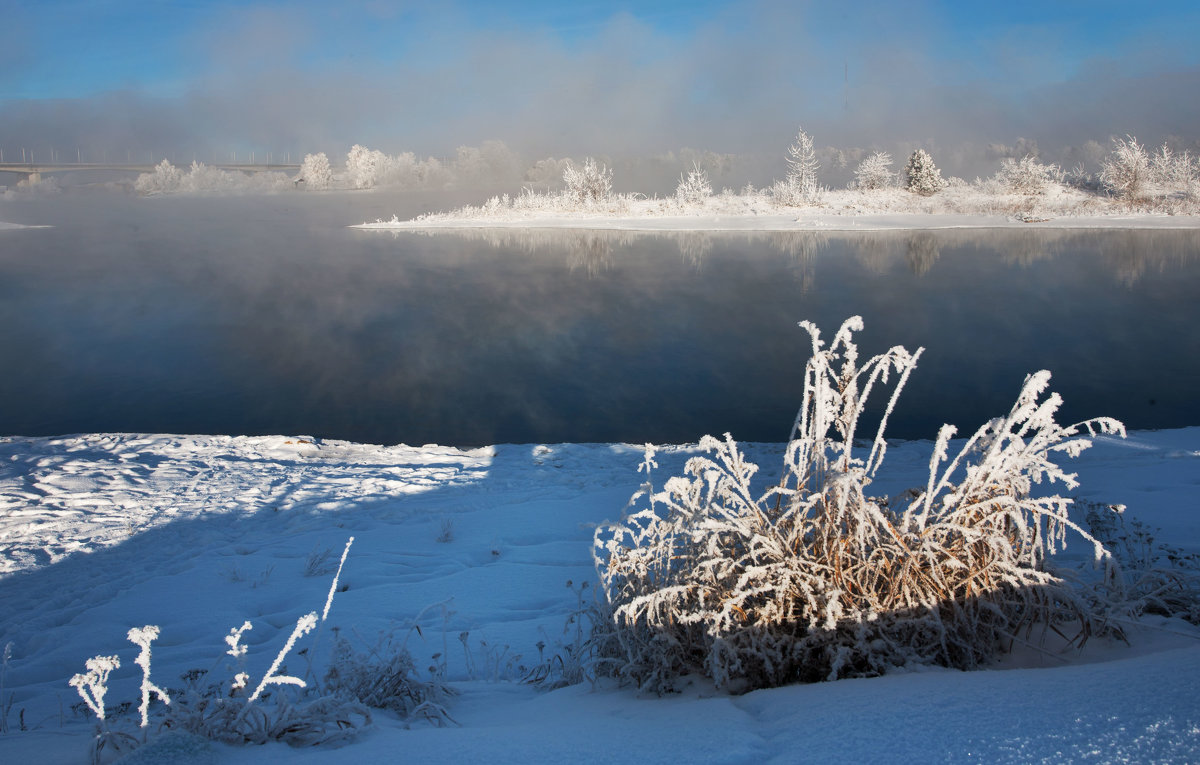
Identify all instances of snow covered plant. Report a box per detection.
[853,151,895,190]
[134,159,184,195]
[904,149,947,196]
[773,126,821,205]
[562,158,613,205]
[593,317,1125,693]
[299,152,333,190]
[1100,136,1150,201]
[68,538,376,753]
[675,164,713,205]
[995,155,1062,196]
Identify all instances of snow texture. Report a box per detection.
[0,426,1198,762]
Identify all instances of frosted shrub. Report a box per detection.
[905,149,947,196]
[1150,144,1198,200]
[299,152,333,189]
[675,164,713,205]
[135,160,184,195]
[324,634,454,725]
[774,126,821,205]
[996,156,1061,195]
[594,317,1124,692]
[1100,136,1150,201]
[562,158,613,205]
[853,151,894,190]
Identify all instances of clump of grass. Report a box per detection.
[594,316,1125,692]
[1084,501,1200,624]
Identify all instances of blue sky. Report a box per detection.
[2,0,1199,165]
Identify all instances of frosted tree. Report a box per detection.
[1100,136,1149,200]
[300,153,333,190]
[904,149,947,196]
[775,126,821,204]
[853,151,894,190]
[346,144,390,189]
[134,160,183,195]
[675,163,713,205]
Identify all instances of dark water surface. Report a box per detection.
[2,192,1198,446]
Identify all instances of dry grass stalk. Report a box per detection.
[594,316,1125,691]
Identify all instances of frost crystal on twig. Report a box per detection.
[69,655,120,721]
[127,625,171,727]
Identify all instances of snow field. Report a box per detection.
[0,429,1197,761]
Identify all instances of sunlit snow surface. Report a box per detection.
[0,430,1198,762]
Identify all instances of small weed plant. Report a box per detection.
[64,536,453,761]
[594,317,1126,692]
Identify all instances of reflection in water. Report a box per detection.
[906,233,941,275]
[3,201,1199,446]
[675,233,713,271]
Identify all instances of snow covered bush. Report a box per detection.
[300,152,333,190]
[904,149,947,196]
[995,155,1061,195]
[675,164,713,205]
[1150,144,1198,200]
[853,151,894,190]
[134,161,292,195]
[594,317,1124,692]
[1100,136,1150,201]
[773,126,821,205]
[135,159,184,195]
[562,158,613,205]
[323,634,454,725]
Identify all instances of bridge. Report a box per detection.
[0,162,302,183]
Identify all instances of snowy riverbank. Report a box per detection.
[351,187,1200,233]
[354,210,1200,233]
[1,429,1198,763]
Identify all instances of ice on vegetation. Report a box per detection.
[0,397,1198,761]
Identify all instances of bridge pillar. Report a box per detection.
[26,172,41,185]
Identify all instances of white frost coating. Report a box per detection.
[595,318,1128,691]
[225,621,253,658]
[248,612,318,702]
[69,655,120,720]
[322,537,354,621]
[1,427,1198,762]
[127,625,171,727]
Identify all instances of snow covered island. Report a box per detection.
[353,135,1200,233]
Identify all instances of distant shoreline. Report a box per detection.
[352,211,1200,233]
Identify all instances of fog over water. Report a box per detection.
[2,193,1198,446]
[3,2,1199,181]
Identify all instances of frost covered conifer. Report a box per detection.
[675,164,713,205]
[775,126,821,204]
[853,151,894,190]
[904,149,947,195]
[300,152,333,190]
